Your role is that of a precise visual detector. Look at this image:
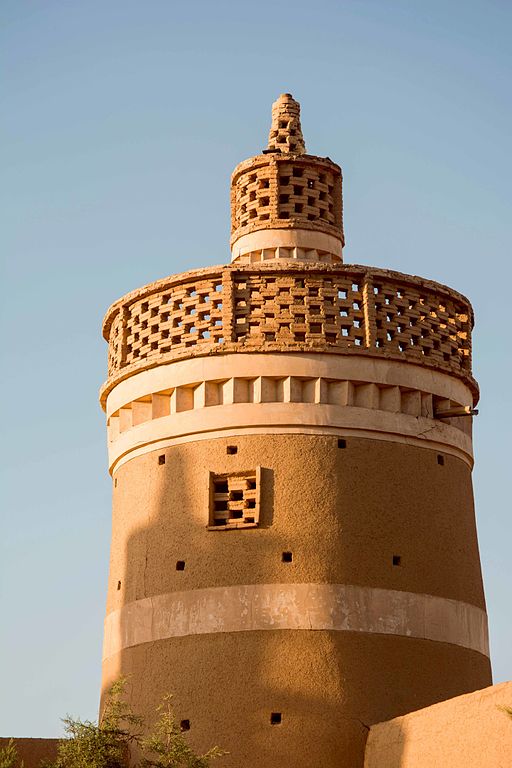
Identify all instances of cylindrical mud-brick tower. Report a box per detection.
[100,94,491,768]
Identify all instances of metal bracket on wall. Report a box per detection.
[434,405,479,418]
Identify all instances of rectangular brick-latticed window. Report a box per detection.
[209,468,261,529]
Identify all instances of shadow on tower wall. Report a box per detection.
[101,434,491,768]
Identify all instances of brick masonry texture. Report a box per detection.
[230,93,344,251]
[101,262,475,406]
[267,93,306,154]
[230,155,344,247]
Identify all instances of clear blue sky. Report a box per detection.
[1,0,510,736]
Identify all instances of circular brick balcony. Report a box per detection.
[100,262,476,408]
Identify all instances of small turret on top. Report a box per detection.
[266,93,306,154]
[230,93,344,264]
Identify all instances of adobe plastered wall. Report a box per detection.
[364,681,512,768]
[103,633,490,768]
[101,434,491,768]
[0,738,59,768]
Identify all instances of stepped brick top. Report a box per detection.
[267,93,306,155]
[230,94,344,253]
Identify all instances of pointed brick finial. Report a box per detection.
[267,93,306,154]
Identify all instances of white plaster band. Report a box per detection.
[110,425,472,474]
[108,403,472,473]
[231,228,342,261]
[106,354,473,419]
[102,584,489,661]
[106,353,475,472]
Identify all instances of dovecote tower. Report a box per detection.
[100,95,491,768]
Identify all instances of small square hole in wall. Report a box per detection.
[392,555,402,567]
[270,712,282,725]
[176,561,185,571]
[215,479,229,494]
[114,478,118,487]
[227,445,238,455]
[117,580,121,590]
[282,551,293,563]
[338,439,347,449]
[437,454,445,466]
[158,454,166,465]
[180,720,190,732]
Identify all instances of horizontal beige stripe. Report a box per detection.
[231,228,342,260]
[103,584,489,661]
[106,353,473,417]
[108,402,473,473]
[110,424,472,474]
[111,427,472,473]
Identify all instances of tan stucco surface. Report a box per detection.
[0,738,59,768]
[364,681,512,768]
[107,435,486,612]
[102,632,490,768]
[101,433,490,768]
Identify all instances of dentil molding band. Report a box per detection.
[105,354,475,472]
[103,583,489,661]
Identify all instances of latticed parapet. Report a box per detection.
[100,262,476,407]
[230,155,343,245]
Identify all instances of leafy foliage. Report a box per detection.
[46,679,142,768]
[44,680,224,768]
[0,739,23,768]
[140,695,225,768]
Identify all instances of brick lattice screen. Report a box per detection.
[101,264,474,404]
